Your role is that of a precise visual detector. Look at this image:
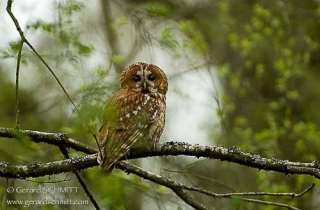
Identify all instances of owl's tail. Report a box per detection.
[97,151,114,174]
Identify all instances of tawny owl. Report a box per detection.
[97,62,168,172]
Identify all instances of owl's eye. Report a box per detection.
[147,74,155,81]
[133,75,141,82]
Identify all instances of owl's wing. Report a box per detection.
[97,123,143,171]
[97,97,146,172]
[97,91,166,172]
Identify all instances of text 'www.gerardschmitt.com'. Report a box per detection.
[6,198,89,207]
[5,185,89,207]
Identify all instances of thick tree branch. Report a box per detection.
[137,142,320,179]
[0,127,96,154]
[0,154,96,178]
[1,127,320,180]
[0,156,309,210]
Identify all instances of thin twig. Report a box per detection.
[14,40,23,129]
[177,183,310,210]
[117,162,209,210]
[6,0,101,153]
[59,144,100,210]
[162,168,235,192]
[207,184,315,198]
[173,188,209,210]
[163,169,315,198]
[118,163,308,210]
[235,197,300,210]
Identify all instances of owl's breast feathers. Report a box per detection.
[97,89,166,171]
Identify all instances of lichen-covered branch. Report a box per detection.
[144,142,320,180]
[1,127,320,180]
[0,153,312,210]
[0,127,96,154]
[0,154,97,178]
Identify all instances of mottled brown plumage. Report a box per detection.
[97,62,168,172]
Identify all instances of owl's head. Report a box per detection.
[120,62,168,95]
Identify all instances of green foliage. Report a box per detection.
[134,2,172,17]
[112,54,125,66]
[179,20,208,56]
[147,3,172,17]
[59,0,84,16]
[0,41,28,65]
[159,28,179,52]
[28,20,57,33]
[26,0,93,65]
[201,1,320,209]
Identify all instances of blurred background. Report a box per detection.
[0,0,320,209]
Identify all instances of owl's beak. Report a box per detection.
[143,82,147,90]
